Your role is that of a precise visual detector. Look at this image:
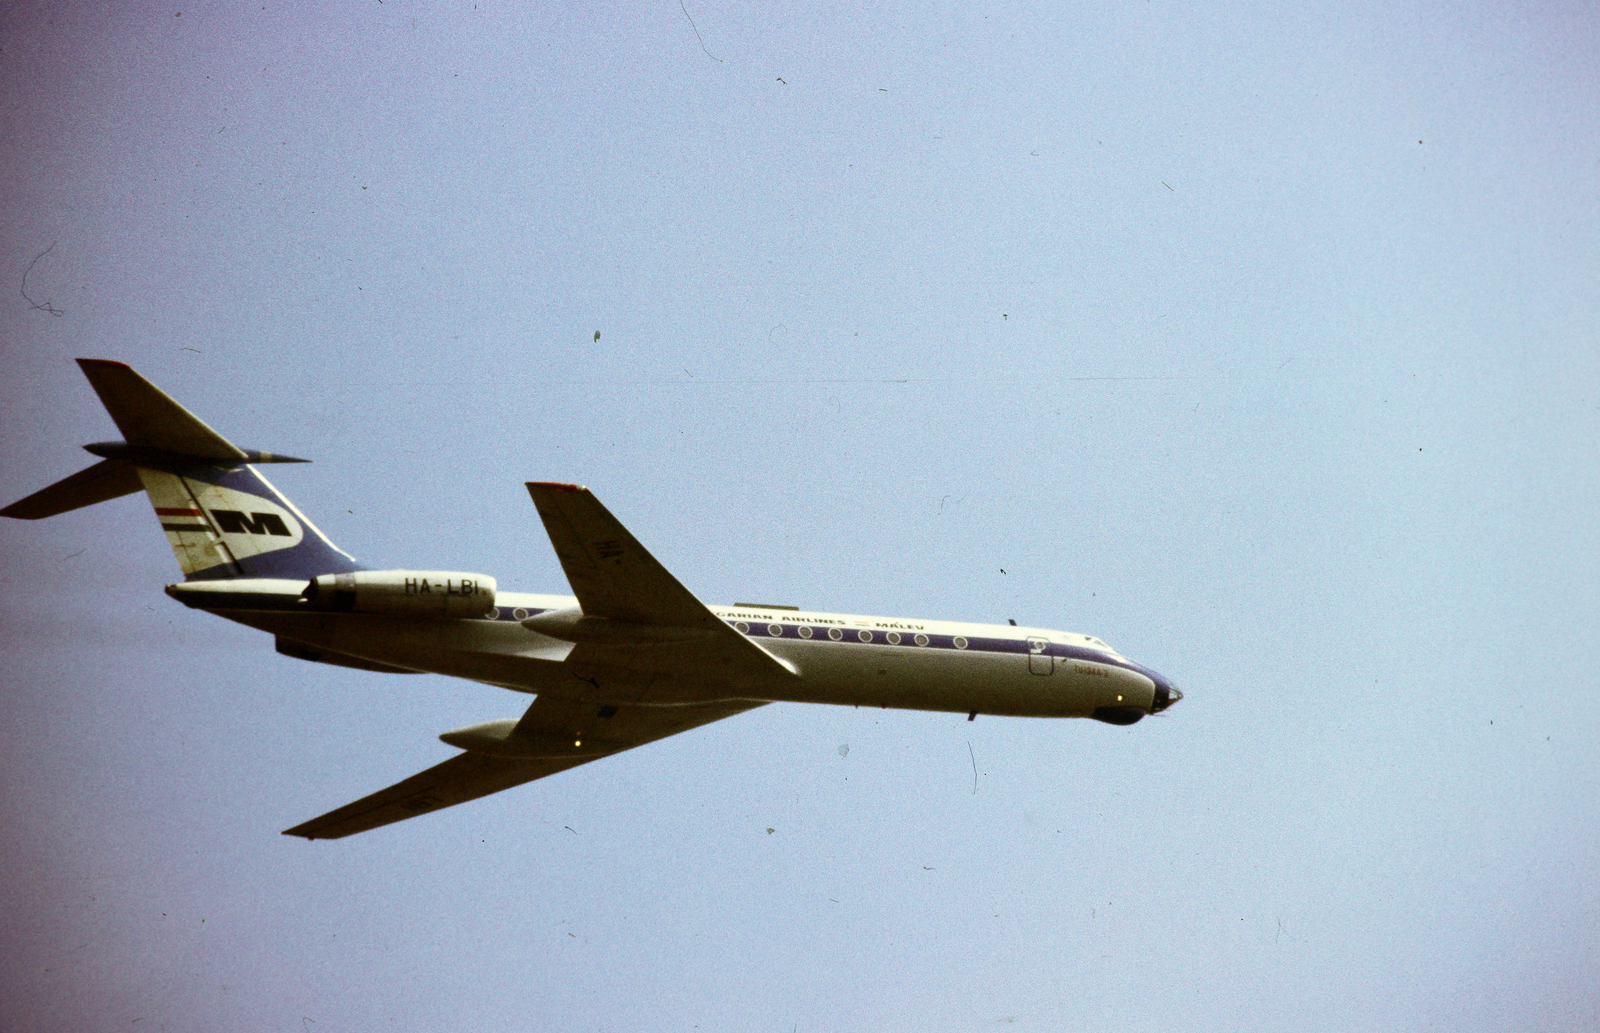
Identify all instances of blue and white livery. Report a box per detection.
[4,360,1183,839]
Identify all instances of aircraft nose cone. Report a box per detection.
[1151,677,1183,713]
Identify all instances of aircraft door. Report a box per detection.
[1027,637,1053,675]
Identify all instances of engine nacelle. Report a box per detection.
[302,570,496,617]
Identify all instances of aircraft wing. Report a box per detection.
[283,693,765,839]
[525,482,797,684]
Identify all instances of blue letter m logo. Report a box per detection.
[211,509,292,536]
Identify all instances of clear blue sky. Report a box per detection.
[2,2,1596,1030]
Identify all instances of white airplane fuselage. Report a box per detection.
[169,580,1179,723]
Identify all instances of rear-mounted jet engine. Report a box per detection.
[301,570,496,617]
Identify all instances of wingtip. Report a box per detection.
[75,357,133,371]
[526,481,587,493]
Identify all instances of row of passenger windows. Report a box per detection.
[493,608,969,650]
[731,621,967,649]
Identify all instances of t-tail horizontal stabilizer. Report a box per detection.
[0,458,144,520]
[2,359,361,582]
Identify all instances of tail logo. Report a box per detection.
[137,470,307,575]
[186,485,305,557]
[211,509,293,537]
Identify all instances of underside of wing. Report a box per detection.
[283,694,765,839]
[280,752,574,841]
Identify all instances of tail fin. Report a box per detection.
[2,359,362,582]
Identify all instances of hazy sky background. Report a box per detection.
[2,2,1596,1030]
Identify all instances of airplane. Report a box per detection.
[3,359,1183,839]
